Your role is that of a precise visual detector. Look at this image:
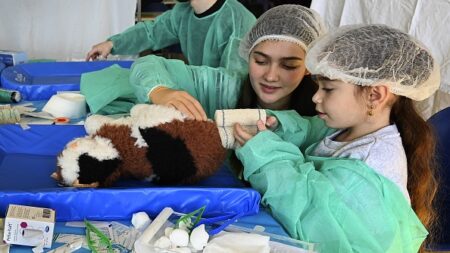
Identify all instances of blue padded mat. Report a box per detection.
[0,61,133,100]
[0,124,260,221]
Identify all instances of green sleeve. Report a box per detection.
[129,55,244,118]
[219,35,249,76]
[236,131,427,252]
[267,110,335,150]
[80,64,137,114]
[109,5,184,55]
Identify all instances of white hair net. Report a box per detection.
[239,4,327,61]
[306,24,440,101]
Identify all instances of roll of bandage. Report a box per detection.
[0,88,21,103]
[0,107,21,124]
[215,109,266,149]
[42,93,87,119]
[215,109,266,127]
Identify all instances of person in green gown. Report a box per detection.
[233,24,440,252]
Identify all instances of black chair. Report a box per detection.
[427,107,450,250]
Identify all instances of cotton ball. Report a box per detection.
[131,212,151,231]
[153,236,172,249]
[164,227,174,237]
[189,224,209,250]
[169,229,189,247]
[178,219,192,231]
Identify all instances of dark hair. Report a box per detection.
[354,86,438,251]
[390,97,438,252]
[237,75,318,116]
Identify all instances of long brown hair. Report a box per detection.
[390,96,438,250]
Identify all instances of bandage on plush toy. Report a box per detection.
[215,109,266,149]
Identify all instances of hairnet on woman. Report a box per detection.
[122,4,327,121]
[81,5,327,117]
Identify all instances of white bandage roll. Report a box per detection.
[218,126,261,149]
[42,93,87,119]
[215,109,266,127]
[215,109,266,149]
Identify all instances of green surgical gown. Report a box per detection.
[130,55,246,118]
[80,64,137,114]
[236,110,428,253]
[109,0,255,74]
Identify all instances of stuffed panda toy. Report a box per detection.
[51,104,227,187]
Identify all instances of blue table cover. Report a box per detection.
[0,61,133,100]
[0,124,260,222]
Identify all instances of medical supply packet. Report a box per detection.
[0,50,27,67]
[3,204,55,248]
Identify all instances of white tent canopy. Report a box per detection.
[311,0,450,118]
[0,0,136,61]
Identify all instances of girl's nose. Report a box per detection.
[312,90,322,104]
[263,64,279,82]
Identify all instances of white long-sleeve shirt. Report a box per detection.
[312,124,410,202]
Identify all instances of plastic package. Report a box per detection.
[135,211,317,253]
[222,224,316,253]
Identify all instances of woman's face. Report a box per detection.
[249,40,308,110]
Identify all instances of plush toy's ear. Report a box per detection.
[139,127,197,185]
[51,172,61,181]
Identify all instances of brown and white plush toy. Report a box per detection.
[51,104,227,187]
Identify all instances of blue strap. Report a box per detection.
[197,212,247,236]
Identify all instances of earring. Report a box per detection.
[367,104,374,116]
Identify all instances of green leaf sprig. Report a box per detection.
[175,206,206,232]
[84,220,113,253]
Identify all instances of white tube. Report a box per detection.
[138,207,173,244]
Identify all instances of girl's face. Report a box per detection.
[312,77,368,129]
[249,40,308,110]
